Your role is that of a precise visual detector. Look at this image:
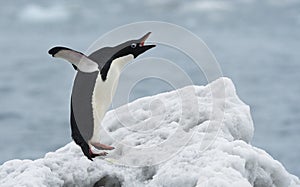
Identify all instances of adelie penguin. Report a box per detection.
[48,32,155,160]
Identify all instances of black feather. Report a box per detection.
[72,64,78,70]
[70,100,93,161]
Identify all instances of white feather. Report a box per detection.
[90,54,134,143]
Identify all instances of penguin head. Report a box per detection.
[96,32,155,81]
[129,32,156,58]
[113,32,156,59]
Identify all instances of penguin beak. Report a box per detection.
[139,32,155,48]
[134,32,155,58]
[132,33,155,58]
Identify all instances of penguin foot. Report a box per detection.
[89,149,108,158]
[91,142,115,150]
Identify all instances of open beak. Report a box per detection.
[139,32,154,47]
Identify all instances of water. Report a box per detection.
[0,0,299,176]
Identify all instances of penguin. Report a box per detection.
[48,32,155,160]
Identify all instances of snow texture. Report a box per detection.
[0,77,299,187]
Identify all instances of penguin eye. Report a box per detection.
[131,43,137,48]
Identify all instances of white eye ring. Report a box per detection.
[131,43,137,48]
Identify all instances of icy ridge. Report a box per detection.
[0,77,299,187]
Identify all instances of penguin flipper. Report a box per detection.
[48,46,99,73]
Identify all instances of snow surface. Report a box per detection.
[0,77,299,187]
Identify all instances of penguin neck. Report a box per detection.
[101,54,134,81]
[110,54,134,74]
[101,54,134,103]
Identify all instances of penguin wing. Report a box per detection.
[49,46,99,73]
[71,71,99,143]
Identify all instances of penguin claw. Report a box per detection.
[99,152,108,156]
[89,149,108,158]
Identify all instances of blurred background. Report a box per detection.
[0,0,299,176]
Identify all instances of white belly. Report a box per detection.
[90,54,134,142]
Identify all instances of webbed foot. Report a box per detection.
[91,142,115,150]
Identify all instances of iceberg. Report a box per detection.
[0,77,299,187]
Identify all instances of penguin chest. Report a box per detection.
[92,54,134,118]
[90,71,119,142]
[90,54,134,142]
[92,70,119,122]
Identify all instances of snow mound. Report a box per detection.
[0,77,299,187]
